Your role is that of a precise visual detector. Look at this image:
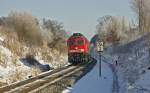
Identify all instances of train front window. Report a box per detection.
[77,40,84,45]
[69,41,75,46]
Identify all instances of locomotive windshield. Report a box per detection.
[77,40,84,45]
[69,41,75,46]
[68,40,84,46]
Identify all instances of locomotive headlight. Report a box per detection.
[75,47,78,49]
[80,49,84,52]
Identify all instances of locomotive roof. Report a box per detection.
[73,33,83,36]
[67,33,89,42]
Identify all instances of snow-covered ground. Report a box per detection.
[70,61,113,93]
[104,35,150,93]
[62,48,114,93]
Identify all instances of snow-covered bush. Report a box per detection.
[6,11,43,46]
[42,19,68,55]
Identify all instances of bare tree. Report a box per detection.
[97,15,130,47]
[42,19,68,54]
[42,19,67,43]
[131,0,150,54]
[131,0,150,33]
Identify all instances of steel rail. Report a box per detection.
[0,65,73,93]
[6,65,79,93]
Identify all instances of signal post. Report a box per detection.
[96,40,104,77]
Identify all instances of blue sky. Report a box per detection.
[0,0,135,39]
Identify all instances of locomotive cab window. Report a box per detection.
[77,40,84,45]
[69,41,75,46]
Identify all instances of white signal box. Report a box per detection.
[96,41,104,52]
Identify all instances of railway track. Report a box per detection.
[0,62,93,93]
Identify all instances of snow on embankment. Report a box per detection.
[106,35,150,93]
[0,33,67,86]
[0,36,33,85]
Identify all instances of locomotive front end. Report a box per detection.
[67,33,90,64]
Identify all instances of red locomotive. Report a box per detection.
[67,33,90,64]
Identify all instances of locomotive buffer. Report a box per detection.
[96,40,104,77]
